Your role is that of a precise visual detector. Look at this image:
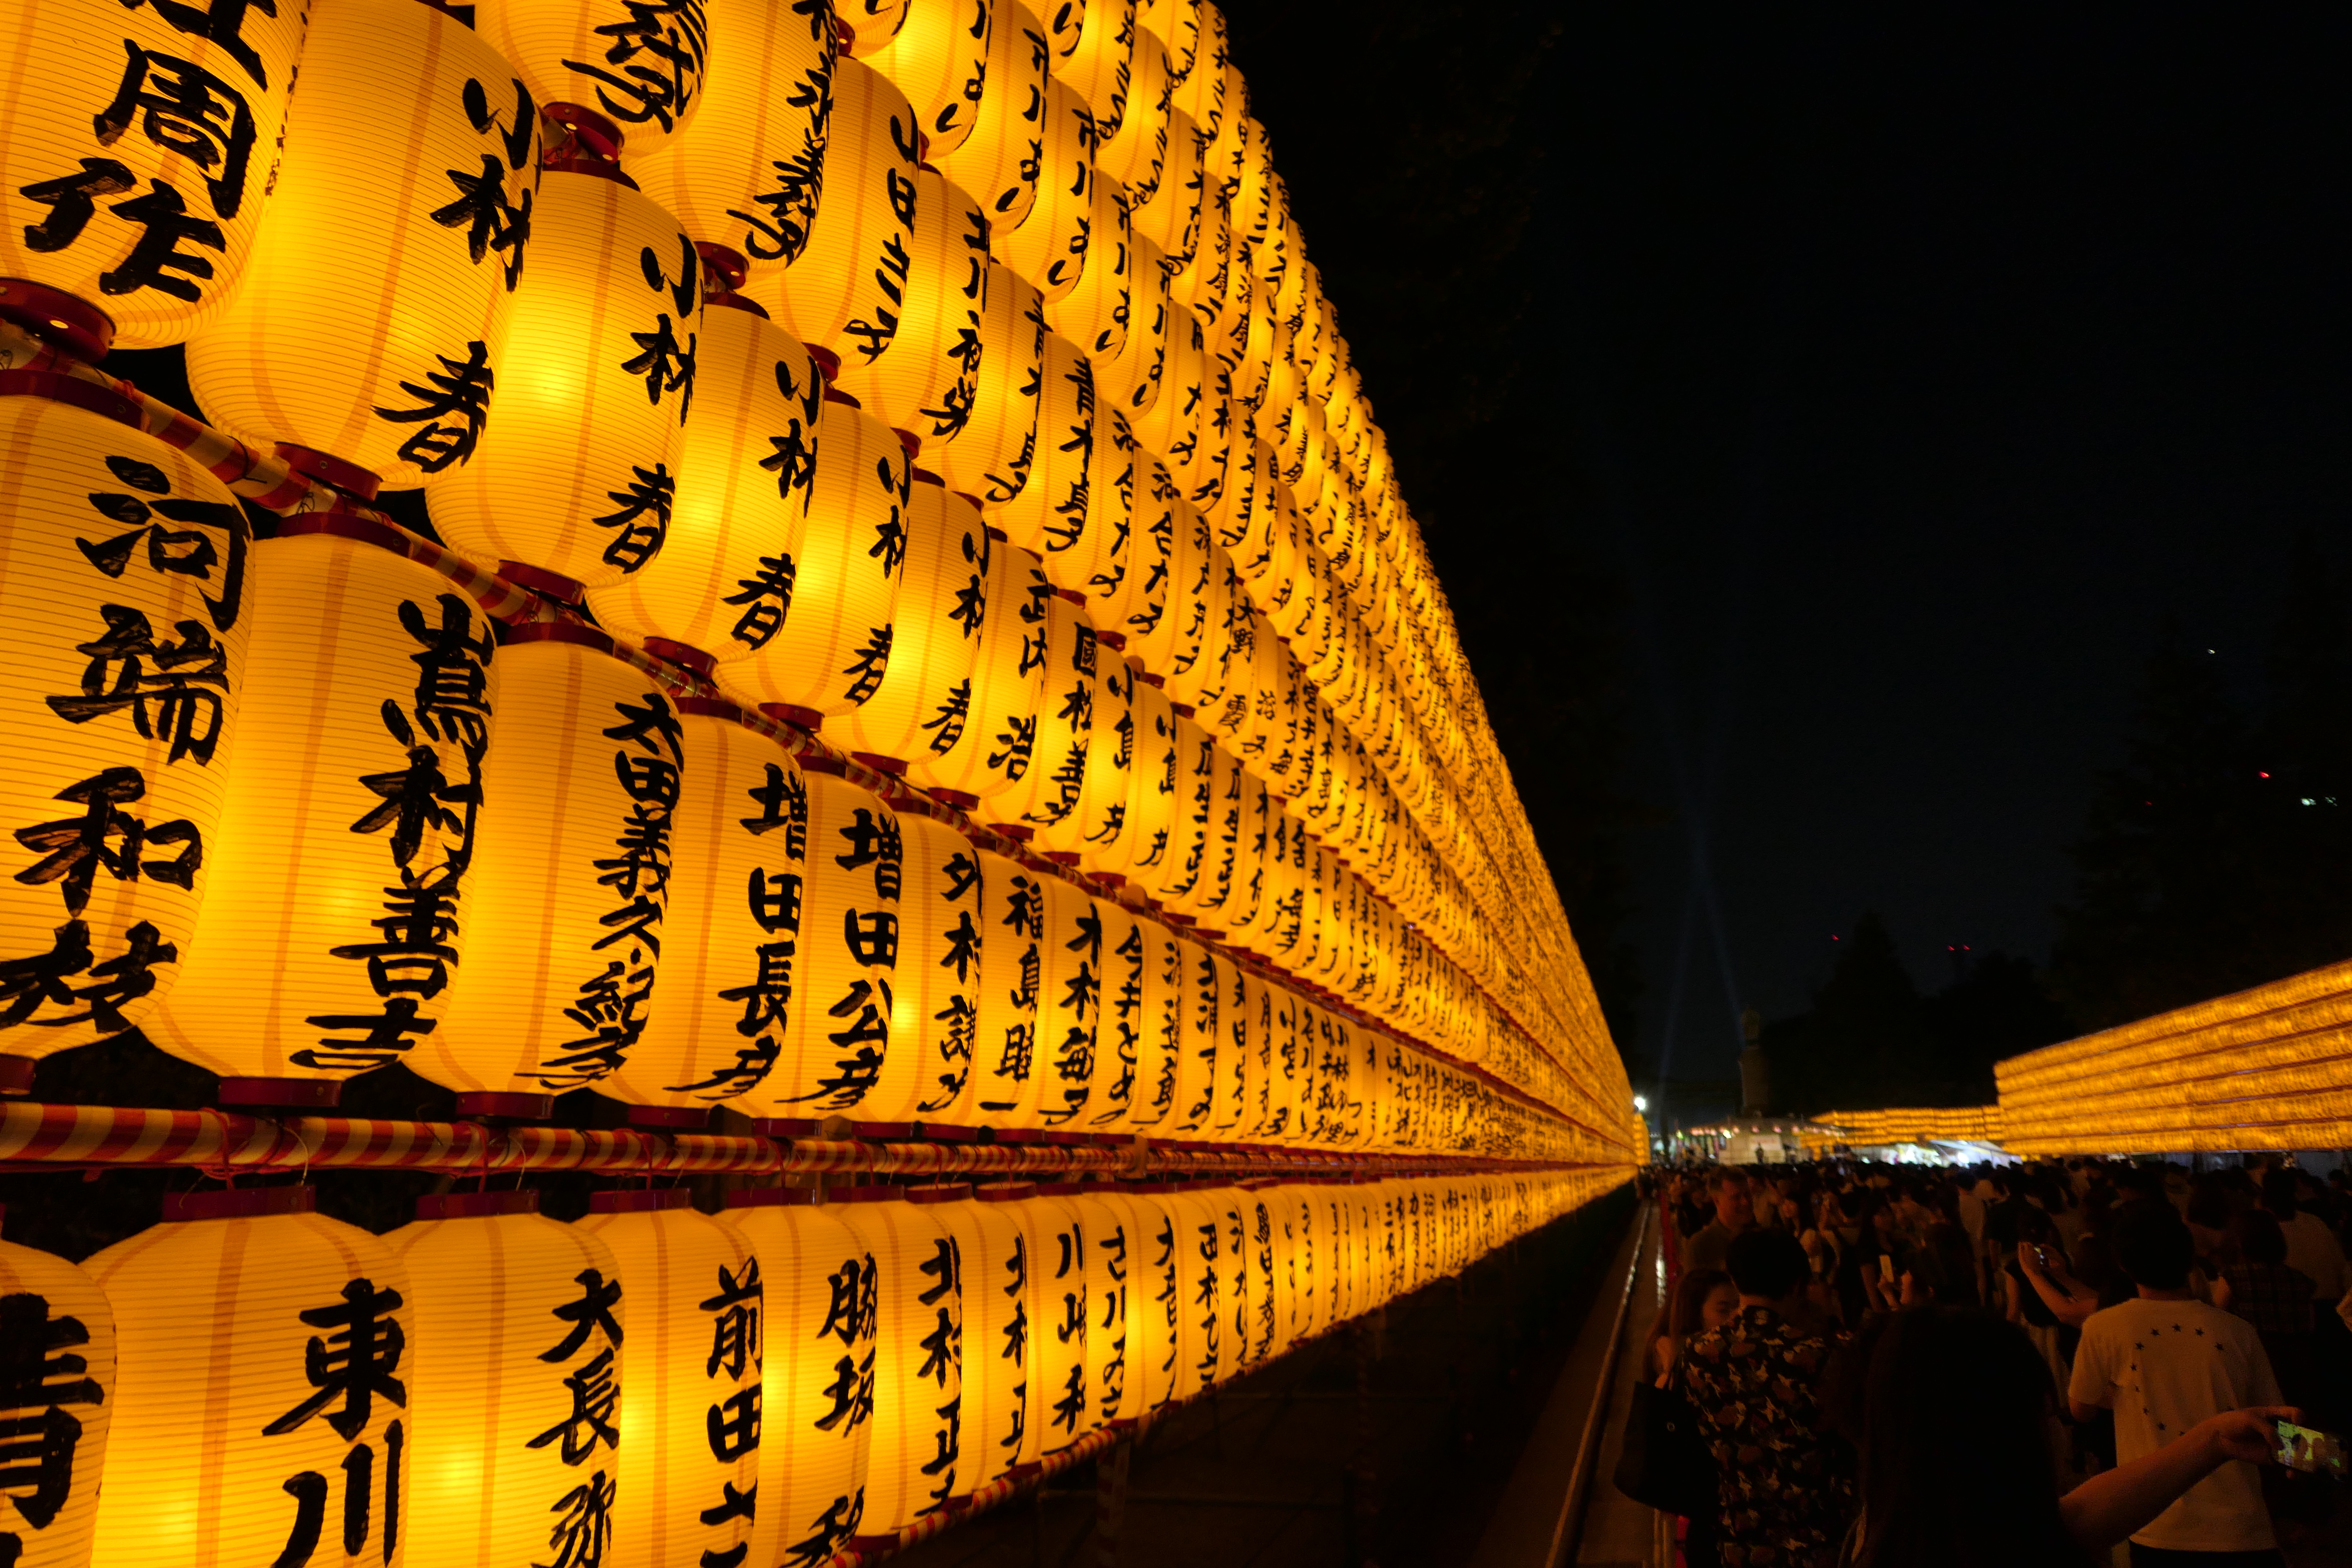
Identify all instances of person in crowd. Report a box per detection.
[1829,1305,2300,1567]
[1672,1229,1853,1567]
[2003,1203,2072,1389]
[2213,1208,2318,1422]
[1685,1170,1757,1273]
[2068,1201,2287,1565]
[2261,1169,2348,1307]
[1652,1266,1740,1382]
[1832,1194,1908,1327]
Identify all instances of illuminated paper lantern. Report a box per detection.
[1045,171,1133,368]
[1054,0,1134,135]
[1167,937,1225,1137]
[993,592,1093,841]
[146,521,496,1107]
[719,394,911,724]
[1093,35,1167,211]
[0,391,250,1094]
[1024,879,1106,1129]
[1136,0,1200,86]
[626,0,835,274]
[763,763,900,1118]
[84,1189,413,1568]
[1072,406,1139,636]
[1085,899,1146,1128]
[1123,913,1184,1129]
[416,626,683,1118]
[0,0,305,350]
[1104,1186,1179,1413]
[1127,487,1206,686]
[183,0,535,489]
[832,167,989,447]
[829,1186,965,1540]
[424,166,698,594]
[931,0,1047,241]
[748,58,919,369]
[573,1190,761,1568]
[587,301,826,669]
[868,810,986,1126]
[1171,3,1229,143]
[594,702,802,1120]
[830,476,989,772]
[1211,1186,1253,1369]
[996,78,1093,303]
[1116,675,1178,888]
[1069,1189,1136,1425]
[956,1184,1036,1484]
[1037,632,1134,864]
[957,848,1041,1124]
[718,1188,879,1568]
[478,0,707,153]
[1163,1184,1223,1393]
[1215,965,1268,1139]
[1143,713,1214,913]
[861,0,988,157]
[1129,322,1205,500]
[989,331,1094,579]
[900,541,1049,807]
[1130,107,1201,287]
[387,1191,625,1568]
[0,1229,113,1567]
[1017,1188,1090,1453]
[1165,735,1240,928]
[931,262,1044,509]
[1099,233,1171,422]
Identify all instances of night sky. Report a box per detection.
[1223,7,2349,1084]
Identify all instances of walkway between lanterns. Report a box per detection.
[1462,1197,1666,1568]
[885,1185,1637,1568]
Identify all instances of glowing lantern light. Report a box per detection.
[1093,35,1168,210]
[948,1184,1034,1486]
[1099,234,1171,422]
[1172,3,1230,142]
[932,262,1045,509]
[1137,0,1201,86]
[84,1189,413,1568]
[749,58,920,371]
[593,701,802,1122]
[626,0,834,277]
[829,1185,965,1542]
[1024,879,1106,1130]
[719,393,911,726]
[933,0,1047,242]
[997,78,1093,303]
[1216,965,1269,1139]
[866,809,987,1127]
[990,331,1094,580]
[1130,322,1206,502]
[0,0,305,351]
[1085,899,1146,1130]
[1117,675,1179,890]
[1123,913,1184,1129]
[425,163,698,595]
[0,391,250,1096]
[1018,1188,1090,1453]
[955,848,1042,1124]
[992,593,1094,842]
[588,299,826,670]
[1106,1185,1180,1413]
[1041,637,1135,866]
[1069,1188,1137,1425]
[1168,938,1226,1137]
[900,541,1049,808]
[831,476,990,773]
[478,0,707,154]
[183,0,536,492]
[145,521,496,1109]
[573,1189,761,1568]
[387,1191,624,1568]
[1045,172,1133,369]
[761,761,900,1120]
[1164,736,1240,928]
[839,168,990,450]
[1145,713,1215,915]
[718,1188,879,1568]
[416,625,682,1118]
[1163,1183,1223,1391]
[0,1226,113,1567]
[1054,0,1135,136]
[861,0,989,158]
[1211,1185,1253,1369]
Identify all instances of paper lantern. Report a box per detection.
[1238,1186,1279,1365]
[416,626,682,1117]
[1130,107,1200,287]
[1083,900,1145,1129]
[759,763,900,1118]
[860,0,989,158]
[1066,625,1139,878]
[144,521,496,1106]
[1106,1186,1180,1413]
[1128,322,1205,502]
[1115,675,1178,889]
[932,1187,1030,1487]
[1093,445,1174,658]
[747,58,919,369]
[83,1189,413,1568]
[573,1190,761,1568]
[424,166,698,594]
[0,1228,113,1568]
[992,592,1093,842]
[956,848,1041,1124]
[828,477,989,776]
[478,0,707,154]
[386,1191,625,1568]
[863,810,986,1125]
[1171,3,1229,142]
[587,702,799,1119]
[587,301,826,669]
[0,391,250,1094]
[718,1188,879,1568]
[1211,1186,1253,1371]
[1098,234,1171,422]
[1162,1184,1222,1394]
[931,0,1047,241]
[0,0,305,350]
[996,78,1093,303]
[838,167,989,449]
[1093,34,1167,211]
[1126,483,1205,684]
[1068,1188,1136,1426]
[1136,0,1200,86]
[931,262,1044,508]
[1165,735,1240,928]
[1053,0,1134,135]
[828,1187,964,1540]
[989,331,1094,579]
[1167,939,1227,1137]
[181,0,534,490]
[1123,914,1184,1129]
[625,0,834,276]
[1044,171,1132,369]
[1213,964,1267,1139]
[719,394,911,725]
[1143,713,1213,914]
[1017,1188,1089,1454]
[899,540,1049,807]
[1023,879,1106,1129]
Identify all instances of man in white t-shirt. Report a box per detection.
[2070,1200,2285,1566]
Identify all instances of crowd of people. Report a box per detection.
[1632,1156,2352,1567]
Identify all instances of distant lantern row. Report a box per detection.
[0,0,1627,1131]
[0,1168,1620,1568]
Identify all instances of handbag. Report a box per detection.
[1612,1378,1718,1518]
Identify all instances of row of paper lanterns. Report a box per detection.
[0,1167,1623,1567]
[0,0,1629,1130]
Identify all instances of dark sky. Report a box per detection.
[1222,7,2350,1084]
